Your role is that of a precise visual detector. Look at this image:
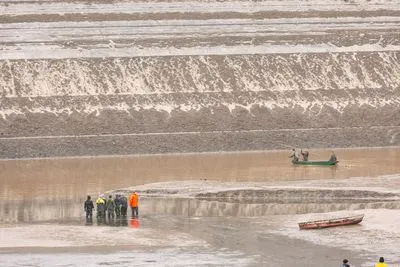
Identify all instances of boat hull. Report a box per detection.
[293,160,338,166]
[298,214,364,230]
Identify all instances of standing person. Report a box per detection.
[106,195,116,222]
[84,195,95,223]
[129,191,139,217]
[114,194,122,218]
[375,257,388,267]
[96,196,106,223]
[341,259,350,267]
[289,148,299,163]
[121,194,128,217]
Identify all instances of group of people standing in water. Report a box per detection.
[84,192,139,224]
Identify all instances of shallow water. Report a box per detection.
[1,148,400,222]
[1,148,400,267]
[1,147,400,200]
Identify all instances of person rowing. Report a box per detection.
[300,150,309,161]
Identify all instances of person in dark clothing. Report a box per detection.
[115,195,128,226]
[106,195,116,222]
[115,194,122,218]
[341,259,350,267]
[84,195,95,223]
[329,151,337,163]
[120,195,128,217]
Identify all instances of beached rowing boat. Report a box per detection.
[298,214,364,230]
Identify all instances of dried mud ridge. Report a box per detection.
[121,188,400,204]
[195,189,400,203]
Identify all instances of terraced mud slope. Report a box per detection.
[1,0,400,158]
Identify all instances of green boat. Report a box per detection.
[292,160,338,166]
[290,150,338,166]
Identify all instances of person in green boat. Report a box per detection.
[329,151,337,163]
[300,150,309,161]
[289,149,299,163]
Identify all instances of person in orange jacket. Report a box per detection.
[129,191,139,217]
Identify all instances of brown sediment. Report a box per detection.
[2,10,400,24]
[195,188,400,203]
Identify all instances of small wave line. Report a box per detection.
[1,126,398,140]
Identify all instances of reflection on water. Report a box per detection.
[93,216,130,227]
[135,198,400,217]
[129,218,140,228]
[2,196,400,224]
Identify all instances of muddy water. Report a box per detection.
[1,148,400,222]
[2,147,400,199]
[1,147,400,267]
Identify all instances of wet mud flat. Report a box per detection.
[113,174,400,266]
[1,186,399,267]
[0,211,371,267]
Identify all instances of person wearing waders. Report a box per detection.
[120,194,128,217]
[84,195,95,223]
[129,192,139,217]
[106,195,116,222]
[114,194,122,218]
[96,196,106,224]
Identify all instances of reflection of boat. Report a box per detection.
[293,160,338,166]
[298,214,364,230]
